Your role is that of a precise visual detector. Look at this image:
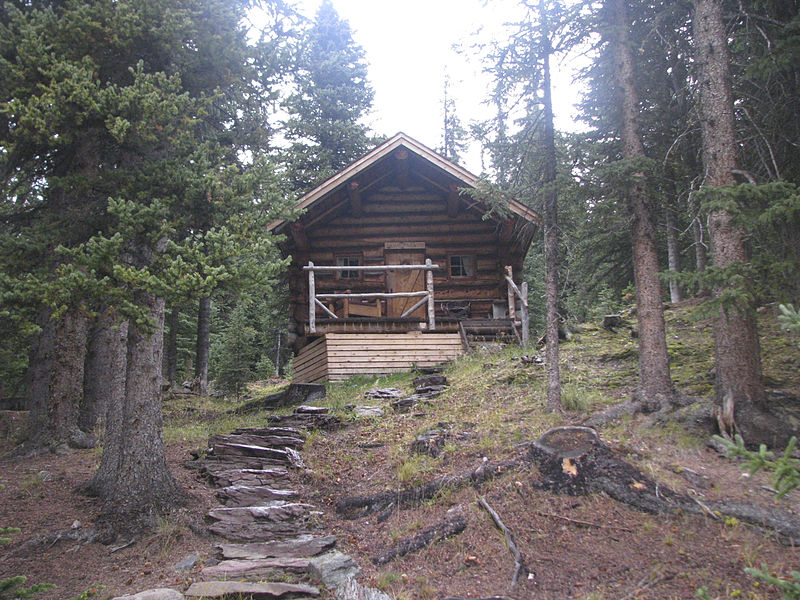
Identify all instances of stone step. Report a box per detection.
[216,485,298,507]
[207,502,313,524]
[201,455,288,471]
[208,520,313,542]
[209,433,304,451]
[211,442,292,462]
[216,535,337,560]
[184,581,318,599]
[205,467,289,488]
[232,426,305,439]
[201,557,311,578]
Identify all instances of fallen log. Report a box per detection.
[529,426,800,545]
[372,516,467,565]
[335,456,524,519]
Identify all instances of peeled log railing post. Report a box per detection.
[520,281,529,348]
[505,265,516,323]
[308,261,315,334]
[426,258,436,331]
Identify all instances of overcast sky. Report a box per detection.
[295,0,583,173]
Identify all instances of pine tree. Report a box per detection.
[281,0,374,193]
[1,0,293,531]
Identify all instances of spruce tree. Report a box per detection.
[281,0,374,193]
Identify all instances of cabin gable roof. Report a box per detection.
[268,132,539,234]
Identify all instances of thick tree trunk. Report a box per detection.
[81,319,128,495]
[692,0,789,447]
[24,308,91,451]
[164,306,179,388]
[540,3,561,412]
[80,314,127,435]
[665,202,683,303]
[196,296,211,395]
[97,288,184,533]
[609,0,674,409]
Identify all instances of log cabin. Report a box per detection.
[268,133,540,383]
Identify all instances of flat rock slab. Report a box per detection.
[233,426,305,438]
[413,375,447,389]
[212,443,291,462]
[217,535,337,560]
[209,433,305,451]
[216,485,299,507]
[209,520,312,542]
[185,581,318,599]
[364,388,403,400]
[112,589,184,600]
[201,455,286,470]
[308,551,360,590]
[336,578,394,600]
[353,406,384,418]
[266,413,342,430]
[202,557,311,578]
[208,502,314,524]
[205,467,289,488]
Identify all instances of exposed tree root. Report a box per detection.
[372,515,467,565]
[335,456,525,519]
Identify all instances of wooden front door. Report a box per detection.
[386,249,426,318]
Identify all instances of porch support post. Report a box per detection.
[308,261,316,334]
[520,281,530,348]
[505,265,517,322]
[426,258,436,331]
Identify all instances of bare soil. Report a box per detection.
[1,304,798,600]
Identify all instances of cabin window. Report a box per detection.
[449,255,475,278]
[336,256,361,279]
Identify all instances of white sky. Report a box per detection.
[295,0,583,173]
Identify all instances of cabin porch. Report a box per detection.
[292,332,465,383]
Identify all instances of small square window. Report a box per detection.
[450,255,475,278]
[337,256,360,279]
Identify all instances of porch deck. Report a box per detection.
[292,332,464,383]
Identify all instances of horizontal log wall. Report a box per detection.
[287,184,526,335]
[292,332,464,383]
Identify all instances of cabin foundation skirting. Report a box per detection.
[292,332,464,383]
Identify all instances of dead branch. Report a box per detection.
[534,511,633,532]
[478,496,528,587]
[371,516,467,565]
[336,456,525,519]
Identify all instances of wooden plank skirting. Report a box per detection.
[292,332,464,383]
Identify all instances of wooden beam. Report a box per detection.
[308,261,316,334]
[426,258,436,330]
[520,281,530,348]
[505,265,516,323]
[447,183,461,218]
[395,148,410,189]
[348,181,362,217]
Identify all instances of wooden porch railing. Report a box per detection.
[504,265,530,347]
[303,260,439,334]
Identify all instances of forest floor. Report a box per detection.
[1,301,799,600]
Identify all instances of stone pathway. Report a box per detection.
[113,405,391,600]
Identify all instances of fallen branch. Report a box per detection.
[478,496,528,588]
[372,516,467,565]
[336,456,524,519]
[534,511,633,532]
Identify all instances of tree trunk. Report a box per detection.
[689,192,711,296]
[665,202,683,303]
[692,0,789,447]
[97,287,184,533]
[609,0,674,409]
[80,314,126,435]
[81,319,128,494]
[540,0,561,412]
[164,306,179,388]
[24,307,90,451]
[196,296,211,395]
